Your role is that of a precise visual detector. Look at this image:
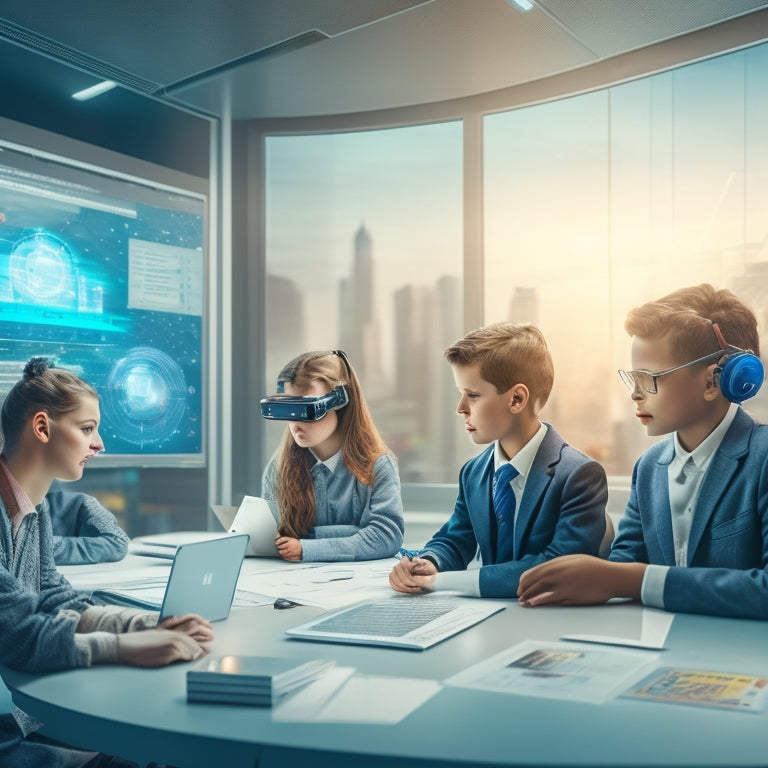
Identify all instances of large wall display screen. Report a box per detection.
[0,144,206,465]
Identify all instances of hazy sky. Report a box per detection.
[263,41,768,469]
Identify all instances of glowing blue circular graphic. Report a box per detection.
[102,348,188,446]
[10,232,77,306]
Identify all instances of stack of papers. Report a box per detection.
[186,655,334,706]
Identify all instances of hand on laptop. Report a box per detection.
[389,557,437,594]
[115,628,209,667]
[159,613,215,643]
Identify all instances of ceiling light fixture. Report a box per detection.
[506,0,534,10]
[72,80,117,101]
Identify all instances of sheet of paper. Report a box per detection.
[238,558,395,610]
[271,666,357,720]
[445,639,658,703]
[561,607,675,650]
[62,555,272,608]
[62,551,395,611]
[60,557,172,591]
[273,666,441,723]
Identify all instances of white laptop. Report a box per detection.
[134,496,279,559]
[96,534,249,622]
[285,594,505,650]
[225,496,279,557]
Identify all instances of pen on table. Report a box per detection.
[141,541,177,549]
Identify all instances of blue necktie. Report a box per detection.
[493,463,519,563]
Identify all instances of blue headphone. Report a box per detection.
[711,323,764,403]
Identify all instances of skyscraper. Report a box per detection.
[339,224,387,397]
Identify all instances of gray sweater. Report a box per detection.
[0,494,157,753]
[47,488,130,565]
[262,452,405,561]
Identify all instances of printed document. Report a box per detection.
[446,639,658,703]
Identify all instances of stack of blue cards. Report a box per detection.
[186,654,334,706]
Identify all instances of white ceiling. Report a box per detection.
[1,0,768,120]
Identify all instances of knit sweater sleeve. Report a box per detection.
[64,606,159,665]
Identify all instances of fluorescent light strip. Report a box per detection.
[72,80,117,101]
[506,0,534,10]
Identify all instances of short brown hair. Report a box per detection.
[624,284,760,363]
[444,323,554,412]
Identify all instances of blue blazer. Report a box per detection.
[422,424,607,597]
[610,407,768,620]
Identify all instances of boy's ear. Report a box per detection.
[31,411,51,443]
[507,384,530,413]
[703,364,722,402]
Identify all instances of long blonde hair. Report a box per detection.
[273,350,389,538]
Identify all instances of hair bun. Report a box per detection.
[23,357,53,380]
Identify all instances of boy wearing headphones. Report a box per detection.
[518,284,767,619]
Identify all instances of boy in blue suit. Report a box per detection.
[389,322,608,598]
[518,284,768,620]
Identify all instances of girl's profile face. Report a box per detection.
[45,394,104,481]
[284,379,341,461]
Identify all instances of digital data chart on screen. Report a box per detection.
[0,145,207,464]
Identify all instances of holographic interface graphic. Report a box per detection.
[0,153,205,461]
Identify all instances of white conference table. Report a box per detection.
[3,558,768,768]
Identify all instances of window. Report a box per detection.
[484,42,768,475]
[259,41,768,489]
[264,122,466,482]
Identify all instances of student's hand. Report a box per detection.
[517,555,646,606]
[158,613,215,643]
[389,557,437,594]
[275,536,303,561]
[115,628,208,667]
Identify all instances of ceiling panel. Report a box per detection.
[172,0,599,118]
[0,0,432,86]
[540,0,768,57]
[1,0,767,131]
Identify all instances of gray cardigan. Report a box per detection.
[262,452,404,561]
[47,488,130,565]
[0,498,94,672]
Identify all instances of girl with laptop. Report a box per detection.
[261,349,404,561]
[0,357,213,767]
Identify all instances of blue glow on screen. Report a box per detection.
[0,159,204,459]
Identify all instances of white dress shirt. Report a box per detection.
[640,403,739,608]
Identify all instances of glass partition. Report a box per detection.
[484,42,768,476]
[263,122,467,483]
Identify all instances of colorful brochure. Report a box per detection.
[622,667,768,712]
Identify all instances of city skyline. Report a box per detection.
[266,221,768,482]
[263,40,768,481]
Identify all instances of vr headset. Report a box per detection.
[260,384,349,421]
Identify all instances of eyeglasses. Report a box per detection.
[618,350,726,395]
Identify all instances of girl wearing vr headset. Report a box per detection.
[518,284,768,620]
[0,358,212,768]
[261,349,404,561]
